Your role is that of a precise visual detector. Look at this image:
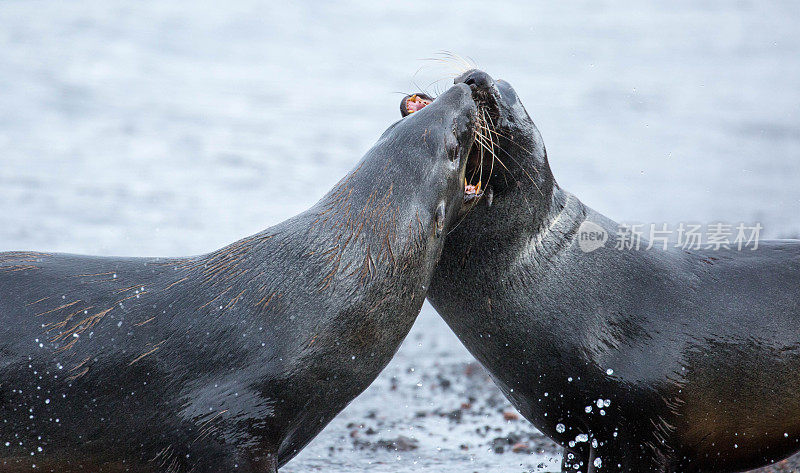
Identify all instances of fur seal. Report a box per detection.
[0,83,479,472]
[424,70,800,472]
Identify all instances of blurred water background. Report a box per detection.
[1,1,799,471]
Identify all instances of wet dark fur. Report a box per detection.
[0,84,477,472]
[427,70,800,473]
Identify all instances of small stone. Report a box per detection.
[491,437,507,453]
[511,442,532,454]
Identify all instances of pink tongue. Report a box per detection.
[406,95,432,113]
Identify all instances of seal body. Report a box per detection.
[426,70,800,473]
[0,83,477,472]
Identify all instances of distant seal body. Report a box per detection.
[0,83,478,472]
[426,70,800,472]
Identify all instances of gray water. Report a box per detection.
[1,1,799,471]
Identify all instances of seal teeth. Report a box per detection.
[405,94,416,114]
[464,178,484,202]
[402,94,432,116]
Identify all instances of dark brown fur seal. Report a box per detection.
[0,83,479,472]
[425,70,800,473]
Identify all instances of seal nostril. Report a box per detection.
[458,70,493,90]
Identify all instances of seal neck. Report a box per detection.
[511,188,587,266]
[303,162,437,294]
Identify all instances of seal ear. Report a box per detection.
[435,201,446,238]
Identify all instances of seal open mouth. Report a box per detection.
[463,87,500,204]
[462,141,486,202]
[402,90,498,203]
[401,93,433,116]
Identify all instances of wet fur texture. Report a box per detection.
[427,71,800,473]
[0,84,476,473]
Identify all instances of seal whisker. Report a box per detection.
[481,110,497,194]
[489,131,542,177]
[410,63,446,98]
[481,111,540,168]
[421,76,452,96]
[437,50,476,72]
[479,138,513,192]
[482,114,537,157]
[483,126,545,196]
[468,108,507,197]
[409,79,433,100]
[477,111,492,190]
[419,57,463,75]
[473,105,519,195]
[445,198,481,238]
[498,144,544,197]
[478,111,543,196]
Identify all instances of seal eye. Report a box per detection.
[448,138,459,162]
[434,201,446,238]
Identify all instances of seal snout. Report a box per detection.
[455,69,501,112]
[455,69,494,90]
